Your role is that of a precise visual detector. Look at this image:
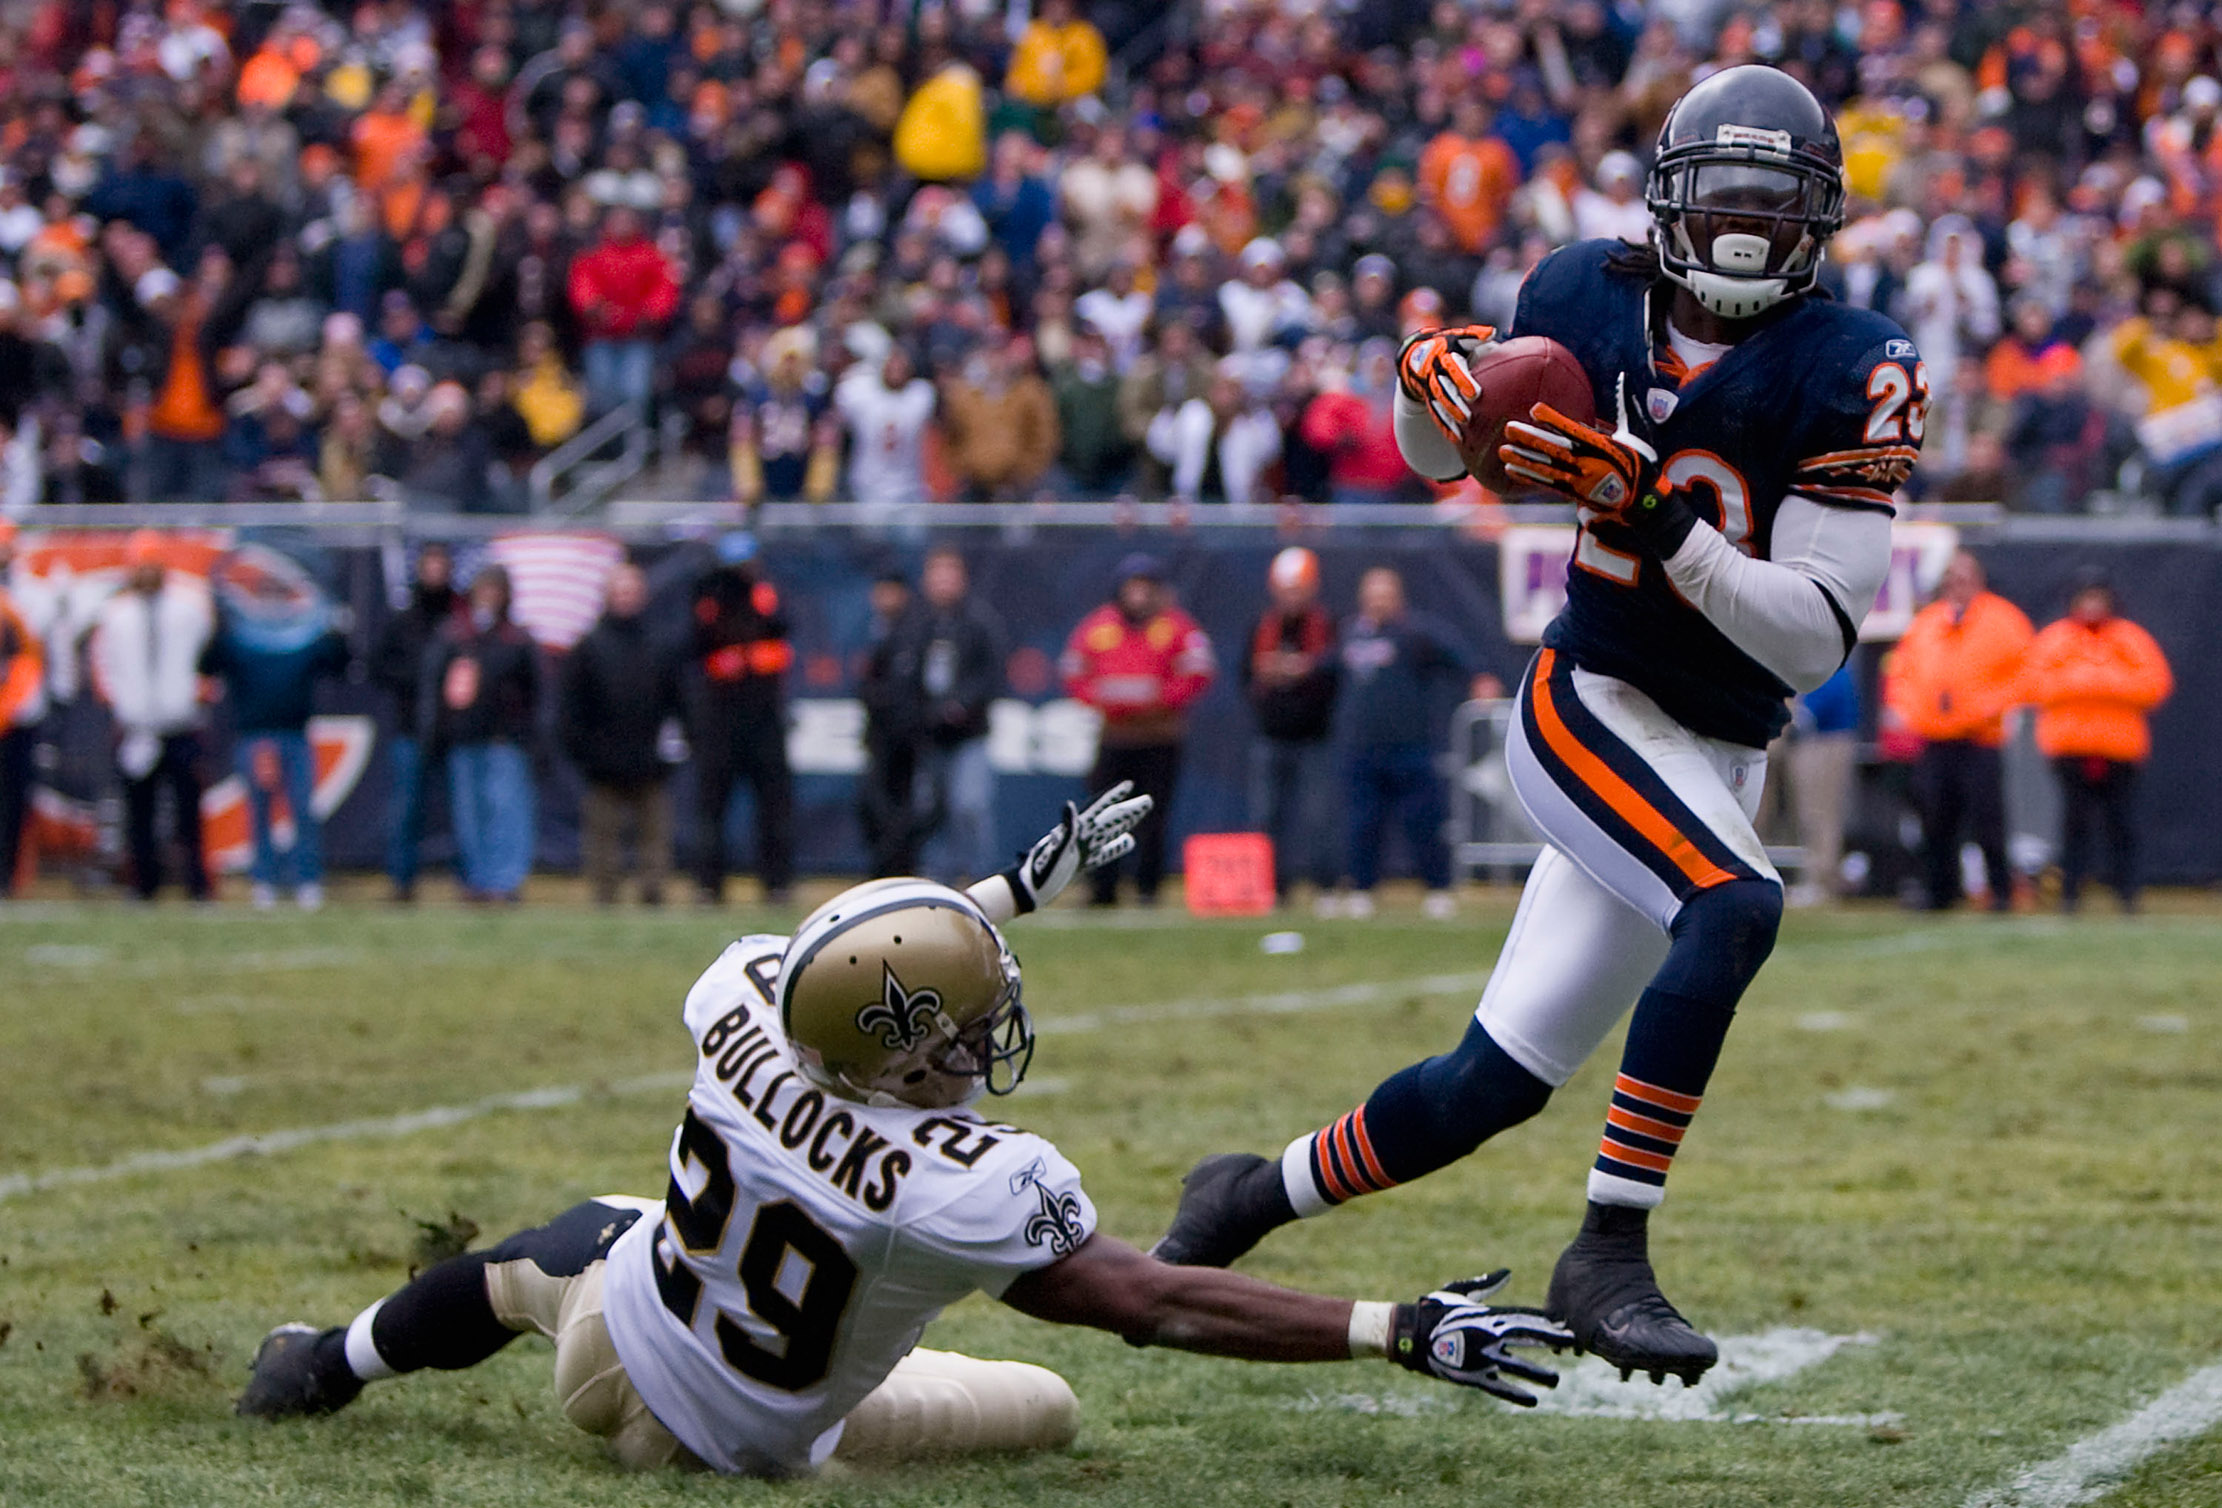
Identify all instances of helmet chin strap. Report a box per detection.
[1661,226,1796,320]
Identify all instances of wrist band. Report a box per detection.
[1347,1300,1395,1360]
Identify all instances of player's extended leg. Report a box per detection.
[1152,845,1663,1266]
[1507,653,1782,1382]
[237,1195,688,1467]
[833,1348,1079,1464]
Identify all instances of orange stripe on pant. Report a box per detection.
[1529,650,1737,891]
[1597,1136,1675,1174]
[1614,1072,1703,1115]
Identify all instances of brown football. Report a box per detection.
[1456,336,1597,491]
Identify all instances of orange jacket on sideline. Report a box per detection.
[0,590,42,730]
[1885,591,2034,746]
[2018,616,2173,761]
[1060,603,1216,746]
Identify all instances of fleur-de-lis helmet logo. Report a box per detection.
[855,963,944,1051]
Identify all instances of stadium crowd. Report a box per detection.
[0,0,2217,513]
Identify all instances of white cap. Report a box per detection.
[1268,546,1318,593]
[2188,75,2222,111]
[1239,237,1284,271]
[134,267,182,306]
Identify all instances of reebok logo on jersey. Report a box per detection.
[856,964,944,1051]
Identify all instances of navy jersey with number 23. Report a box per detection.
[1510,239,1924,749]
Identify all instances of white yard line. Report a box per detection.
[1045,972,1490,1035]
[0,1066,1080,1204]
[1295,1328,1894,1426]
[1964,1362,2222,1508]
[0,1072,693,1203]
[0,972,1472,1203]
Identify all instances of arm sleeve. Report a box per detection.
[1393,385,1468,482]
[1654,495,1892,694]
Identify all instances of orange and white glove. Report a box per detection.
[1499,372,1660,512]
[1397,324,1498,442]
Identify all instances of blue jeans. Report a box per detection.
[387,734,427,888]
[1346,743,1450,892]
[236,730,321,888]
[919,737,998,883]
[583,339,654,415]
[448,741,536,896]
[1249,737,1338,895]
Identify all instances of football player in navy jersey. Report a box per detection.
[1153,66,1923,1385]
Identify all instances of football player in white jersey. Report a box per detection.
[238,786,1570,1475]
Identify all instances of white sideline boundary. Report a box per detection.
[1964,1362,2222,1508]
[0,972,1483,1203]
[1296,1328,1895,1426]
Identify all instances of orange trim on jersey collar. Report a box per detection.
[1529,650,1737,891]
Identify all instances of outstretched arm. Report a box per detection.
[1002,1232,1354,1361]
[1002,1234,1571,1404]
[967,783,1153,924]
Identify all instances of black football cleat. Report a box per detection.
[236,1323,364,1419]
[1545,1205,1717,1386]
[1149,1153,1294,1268]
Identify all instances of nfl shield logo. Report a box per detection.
[1647,388,1679,424]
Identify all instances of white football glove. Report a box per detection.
[998,782,1154,915]
[1389,1270,1572,1407]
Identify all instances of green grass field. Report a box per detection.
[2,890,2218,1506]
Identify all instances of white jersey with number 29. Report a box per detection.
[599,937,1096,1476]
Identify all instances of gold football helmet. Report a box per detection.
[778,878,1032,1109]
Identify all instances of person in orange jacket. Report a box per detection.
[2020,576,2173,912]
[1884,551,2034,911]
[1060,554,1215,906]
[0,538,45,897]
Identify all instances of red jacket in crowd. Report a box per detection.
[567,234,681,341]
[1061,603,1216,746]
[1299,389,1409,490]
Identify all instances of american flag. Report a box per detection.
[455,532,626,652]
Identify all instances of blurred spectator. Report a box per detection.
[734,331,839,505]
[1571,152,1651,245]
[198,563,349,912]
[892,548,1005,883]
[1061,555,1214,906]
[1006,0,1109,111]
[894,61,987,184]
[566,207,678,415]
[1060,128,1155,281]
[856,568,923,877]
[91,533,213,903]
[690,535,794,906]
[1419,99,1521,257]
[1151,365,1282,505]
[1904,218,2000,471]
[1120,322,1217,499]
[142,255,253,503]
[513,323,586,451]
[372,542,456,903]
[940,335,1060,501]
[1784,665,1860,908]
[2106,290,2222,517]
[973,134,1057,274]
[1336,567,1471,921]
[561,562,682,907]
[1300,341,1415,505]
[2020,578,2174,914]
[1244,547,1339,908]
[422,565,541,905]
[1049,328,1134,499]
[835,346,937,508]
[0,523,42,897]
[1884,553,2034,913]
[1075,262,1151,374]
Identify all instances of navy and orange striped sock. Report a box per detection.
[1588,1071,1701,1207]
[1282,1104,1398,1216]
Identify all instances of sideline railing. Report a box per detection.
[3,498,2061,538]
